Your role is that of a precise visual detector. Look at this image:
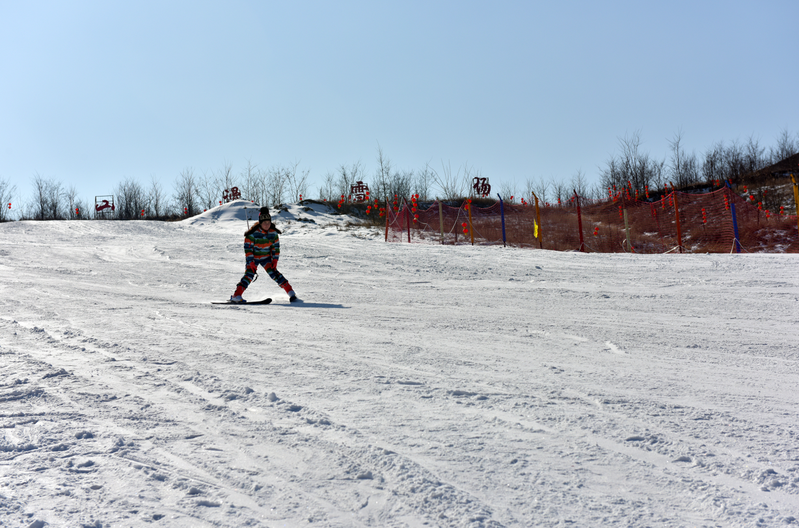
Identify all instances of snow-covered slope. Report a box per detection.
[183,199,361,234]
[1,203,798,527]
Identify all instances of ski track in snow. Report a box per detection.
[1,202,799,527]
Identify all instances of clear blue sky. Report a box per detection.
[2,0,797,204]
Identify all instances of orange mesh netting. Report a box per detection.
[385,189,798,253]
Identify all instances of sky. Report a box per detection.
[1,0,798,206]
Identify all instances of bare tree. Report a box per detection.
[74,197,90,220]
[431,161,469,200]
[115,178,147,219]
[373,146,392,200]
[248,167,267,206]
[528,176,550,204]
[650,160,666,191]
[668,130,687,188]
[413,163,434,200]
[30,174,49,220]
[571,170,589,198]
[390,170,413,200]
[497,179,517,202]
[148,175,167,217]
[239,159,259,201]
[336,162,364,201]
[598,157,620,195]
[0,177,16,221]
[66,185,80,219]
[702,142,724,185]
[244,164,296,207]
[683,153,699,187]
[550,177,568,206]
[284,161,310,202]
[723,140,747,183]
[174,168,199,216]
[197,171,219,211]
[622,132,663,190]
[524,178,536,202]
[744,135,766,175]
[214,161,235,196]
[265,166,288,206]
[30,174,65,220]
[771,129,799,162]
[600,131,665,193]
[588,181,607,200]
[45,178,64,220]
[319,171,337,202]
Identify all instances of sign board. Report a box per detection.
[350,181,370,202]
[473,177,491,197]
[222,187,241,202]
[95,195,115,214]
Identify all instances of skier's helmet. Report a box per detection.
[258,207,271,223]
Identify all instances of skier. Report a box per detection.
[230,206,297,303]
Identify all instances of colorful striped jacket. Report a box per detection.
[244,225,280,264]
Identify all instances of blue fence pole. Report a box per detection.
[497,194,507,247]
[725,182,741,253]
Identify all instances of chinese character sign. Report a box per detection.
[350,181,370,202]
[472,177,491,197]
[222,187,241,202]
[95,195,115,213]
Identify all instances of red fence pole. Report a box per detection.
[468,201,474,246]
[405,201,411,243]
[673,191,683,253]
[439,200,444,244]
[792,173,799,236]
[574,190,585,252]
[384,198,390,242]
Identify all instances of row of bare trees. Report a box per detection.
[6,130,798,220]
[317,148,436,203]
[418,129,798,204]
[20,175,90,220]
[599,129,799,197]
[10,161,311,220]
[170,162,310,218]
[0,177,16,222]
[417,129,799,205]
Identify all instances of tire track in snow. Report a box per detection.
[0,318,509,527]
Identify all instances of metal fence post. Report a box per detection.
[574,190,585,252]
[438,200,444,244]
[497,194,507,247]
[532,192,542,249]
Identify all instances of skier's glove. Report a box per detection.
[246,261,258,272]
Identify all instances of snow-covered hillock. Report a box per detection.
[182,199,379,239]
[180,199,257,226]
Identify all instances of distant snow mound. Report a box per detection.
[182,200,260,226]
[182,200,353,231]
[272,201,341,223]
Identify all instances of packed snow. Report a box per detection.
[1,200,798,527]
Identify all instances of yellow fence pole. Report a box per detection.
[532,192,542,249]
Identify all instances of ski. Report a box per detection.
[211,298,272,305]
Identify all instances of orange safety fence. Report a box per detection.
[385,189,799,253]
